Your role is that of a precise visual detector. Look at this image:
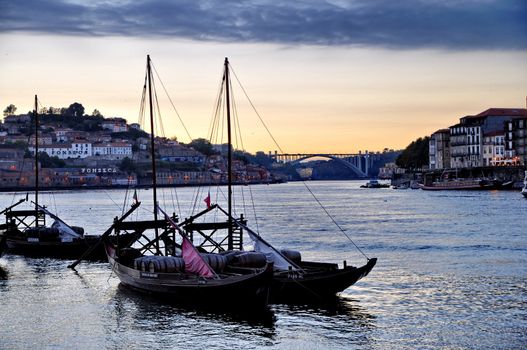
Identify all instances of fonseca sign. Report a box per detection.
[81,168,118,174]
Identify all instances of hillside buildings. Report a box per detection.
[429,108,527,170]
[0,111,272,188]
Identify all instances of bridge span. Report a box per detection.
[270,153,379,177]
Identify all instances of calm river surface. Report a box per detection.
[1,181,526,349]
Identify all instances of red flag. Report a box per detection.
[181,236,214,278]
[204,191,211,209]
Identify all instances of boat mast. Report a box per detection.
[34,94,39,216]
[146,55,160,254]
[224,57,233,249]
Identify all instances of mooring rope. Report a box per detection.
[230,63,370,261]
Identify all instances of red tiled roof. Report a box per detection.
[476,108,527,118]
[483,130,504,137]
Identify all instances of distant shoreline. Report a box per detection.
[0,180,285,193]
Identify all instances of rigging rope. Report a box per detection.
[248,184,260,234]
[301,182,370,260]
[151,62,193,142]
[229,63,370,261]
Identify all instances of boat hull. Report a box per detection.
[5,232,139,260]
[0,234,6,258]
[420,181,499,191]
[270,258,377,303]
[105,244,272,308]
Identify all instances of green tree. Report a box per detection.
[395,137,430,169]
[187,138,216,156]
[119,157,136,174]
[233,150,249,164]
[3,104,17,116]
[64,102,85,117]
[37,152,65,168]
[91,109,103,117]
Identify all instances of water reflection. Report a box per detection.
[1,185,525,349]
[273,296,376,348]
[107,283,277,348]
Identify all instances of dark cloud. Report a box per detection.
[1,0,526,49]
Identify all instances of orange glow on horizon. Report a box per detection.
[1,34,526,154]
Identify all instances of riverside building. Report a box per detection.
[429,107,527,170]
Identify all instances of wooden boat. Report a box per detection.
[180,58,376,303]
[184,204,376,303]
[420,178,500,191]
[360,180,390,188]
[71,55,272,309]
[101,204,272,308]
[1,96,138,260]
[0,232,6,258]
[420,170,501,191]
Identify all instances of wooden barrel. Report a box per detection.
[221,250,244,264]
[71,226,84,236]
[134,256,186,273]
[232,252,267,268]
[200,253,227,272]
[280,249,301,263]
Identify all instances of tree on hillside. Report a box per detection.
[3,104,17,116]
[37,152,65,168]
[111,129,148,140]
[395,137,430,170]
[47,106,61,115]
[64,102,85,117]
[119,157,136,174]
[188,138,217,156]
[233,150,249,164]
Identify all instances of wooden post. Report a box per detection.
[146,55,160,255]
[225,57,233,250]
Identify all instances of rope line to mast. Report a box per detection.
[151,62,193,142]
[230,63,370,261]
[301,182,370,260]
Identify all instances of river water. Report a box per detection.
[0,181,526,349]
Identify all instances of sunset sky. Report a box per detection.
[1,1,526,153]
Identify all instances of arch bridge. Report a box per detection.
[270,153,376,177]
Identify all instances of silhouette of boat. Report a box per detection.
[180,58,376,303]
[71,56,272,308]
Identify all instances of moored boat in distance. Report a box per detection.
[419,178,501,191]
[360,180,390,188]
[3,202,138,260]
[420,169,502,191]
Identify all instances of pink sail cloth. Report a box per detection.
[181,236,215,278]
[158,205,215,278]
